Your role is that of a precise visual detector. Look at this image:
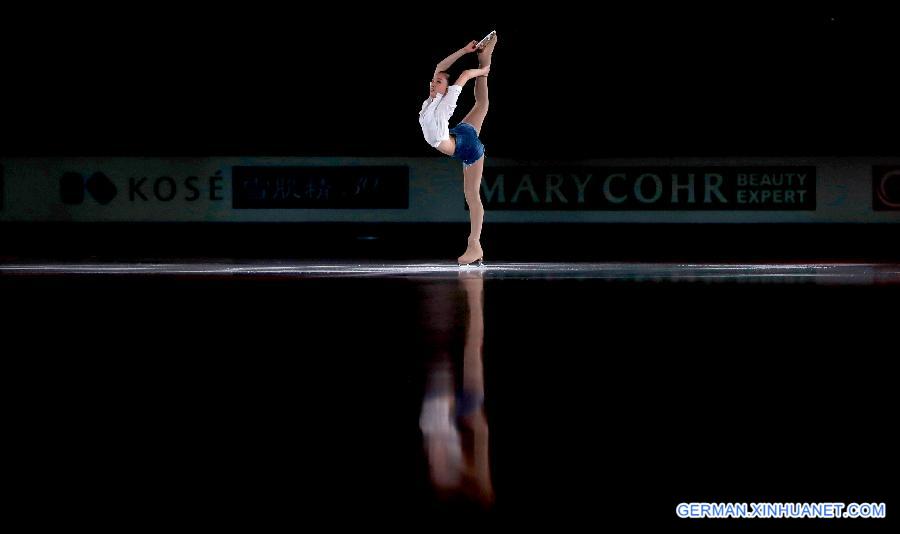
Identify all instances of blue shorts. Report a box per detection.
[449,122,485,167]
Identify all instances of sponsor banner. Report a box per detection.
[232,166,408,209]
[1,157,898,223]
[480,166,815,210]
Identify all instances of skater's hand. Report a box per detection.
[462,66,490,78]
[455,66,490,86]
[462,40,478,53]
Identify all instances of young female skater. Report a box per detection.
[418,31,498,266]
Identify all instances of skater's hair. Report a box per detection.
[435,70,450,81]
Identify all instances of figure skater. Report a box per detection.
[418,31,498,266]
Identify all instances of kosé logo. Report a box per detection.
[60,171,118,205]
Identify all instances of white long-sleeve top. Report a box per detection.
[418,84,463,148]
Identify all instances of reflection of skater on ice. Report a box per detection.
[419,270,493,505]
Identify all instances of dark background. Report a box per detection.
[3,7,898,158]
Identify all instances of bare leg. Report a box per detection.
[460,76,489,136]
[461,34,497,135]
[458,157,485,265]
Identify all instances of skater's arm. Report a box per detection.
[433,40,478,77]
[453,66,490,87]
[433,67,489,121]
